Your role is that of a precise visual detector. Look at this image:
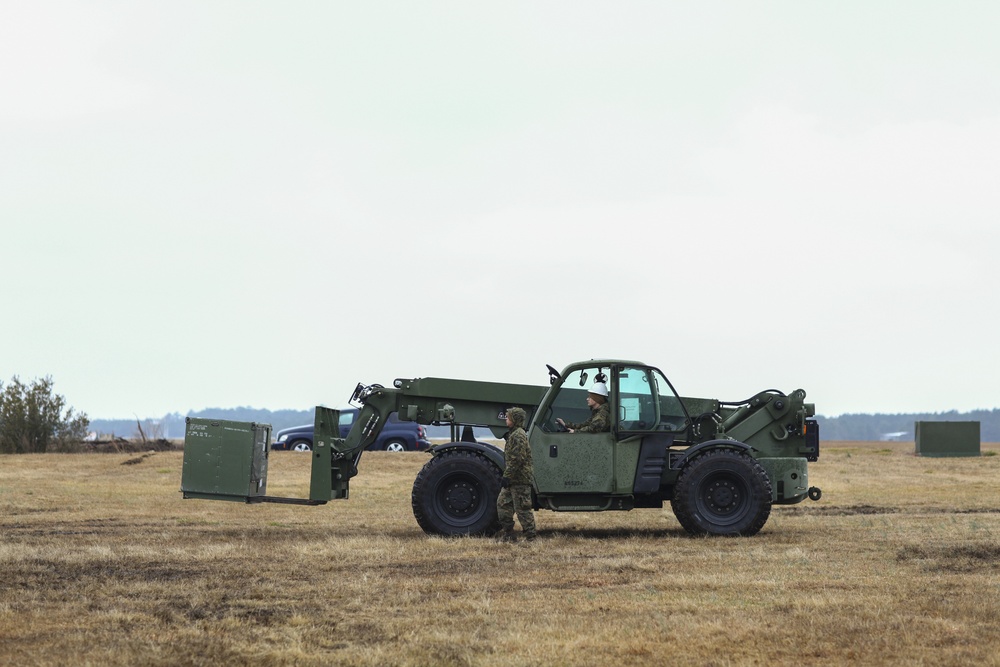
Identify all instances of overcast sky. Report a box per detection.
[2,2,998,419]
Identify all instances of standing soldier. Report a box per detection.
[497,406,536,542]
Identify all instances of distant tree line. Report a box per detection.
[815,409,1000,442]
[88,406,1000,442]
[91,408,461,441]
[89,407,315,440]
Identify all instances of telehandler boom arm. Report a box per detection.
[309,377,547,501]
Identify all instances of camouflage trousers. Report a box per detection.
[497,484,536,536]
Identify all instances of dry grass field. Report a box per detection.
[2,441,999,666]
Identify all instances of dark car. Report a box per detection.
[272,409,431,452]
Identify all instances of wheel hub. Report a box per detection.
[705,480,739,513]
[444,482,477,514]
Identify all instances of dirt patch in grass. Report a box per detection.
[897,543,1000,572]
[781,504,1000,516]
[84,438,180,454]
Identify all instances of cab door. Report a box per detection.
[530,366,615,496]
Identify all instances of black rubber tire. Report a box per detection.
[289,439,312,452]
[411,450,503,536]
[670,448,772,536]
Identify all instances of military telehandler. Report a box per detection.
[181,359,821,536]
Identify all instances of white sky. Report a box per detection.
[2,1,998,418]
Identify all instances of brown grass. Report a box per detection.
[2,441,1000,666]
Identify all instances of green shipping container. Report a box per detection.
[181,418,271,501]
[914,421,981,457]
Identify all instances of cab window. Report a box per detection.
[656,373,687,430]
[547,367,601,429]
[617,367,656,430]
[617,366,686,432]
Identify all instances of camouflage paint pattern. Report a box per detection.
[497,484,536,536]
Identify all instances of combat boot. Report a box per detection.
[524,531,537,542]
[498,529,518,543]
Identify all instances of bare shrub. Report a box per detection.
[0,376,89,454]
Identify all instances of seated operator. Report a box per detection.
[556,382,611,433]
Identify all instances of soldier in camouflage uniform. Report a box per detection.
[557,382,611,433]
[497,406,536,542]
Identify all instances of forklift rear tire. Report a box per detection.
[671,448,772,537]
[411,449,503,536]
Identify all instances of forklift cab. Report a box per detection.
[530,362,689,507]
